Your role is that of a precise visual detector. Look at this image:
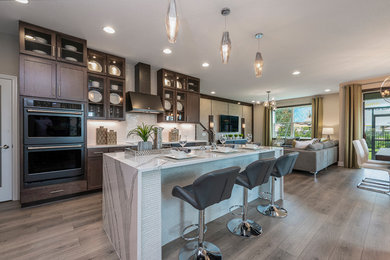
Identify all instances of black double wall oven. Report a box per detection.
[23,98,85,187]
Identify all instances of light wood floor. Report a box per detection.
[0,166,389,260]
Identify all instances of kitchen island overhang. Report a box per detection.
[103,147,283,260]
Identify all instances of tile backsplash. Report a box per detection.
[87,114,196,145]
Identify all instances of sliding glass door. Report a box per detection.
[363,92,390,159]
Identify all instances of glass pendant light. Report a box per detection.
[264,91,276,110]
[220,8,231,64]
[166,0,179,43]
[254,33,264,77]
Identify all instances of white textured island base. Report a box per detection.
[103,157,139,260]
[103,147,283,260]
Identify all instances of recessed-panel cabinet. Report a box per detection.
[57,63,87,102]
[187,92,200,123]
[20,54,57,99]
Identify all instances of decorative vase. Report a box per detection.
[138,141,153,151]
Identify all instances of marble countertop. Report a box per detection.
[88,140,208,149]
[104,146,282,172]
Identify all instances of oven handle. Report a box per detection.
[27,145,83,150]
[26,109,83,115]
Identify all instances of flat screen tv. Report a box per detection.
[219,115,239,132]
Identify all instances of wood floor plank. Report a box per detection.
[0,166,389,260]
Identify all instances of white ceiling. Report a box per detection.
[1,0,390,102]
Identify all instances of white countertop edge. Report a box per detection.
[104,147,283,173]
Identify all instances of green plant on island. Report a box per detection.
[228,134,233,138]
[239,134,244,138]
[127,123,155,142]
[234,134,239,138]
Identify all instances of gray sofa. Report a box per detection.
[283,143,338,175]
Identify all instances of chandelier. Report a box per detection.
[380,76,390,103]
[263,91,276,110]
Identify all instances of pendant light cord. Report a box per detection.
[224,16,227,30]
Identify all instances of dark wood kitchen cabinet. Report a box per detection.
[19,21,87,66]
[20,54,87,102]
[87,148,108,190]
[57,62,87,101]
[186,92,200,123]
[157,69,200,123]
[19,54,57,99]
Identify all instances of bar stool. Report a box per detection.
[257,152,299,218]
[172,166,241,260]
[227,158,276,238]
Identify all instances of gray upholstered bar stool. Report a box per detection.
[172,166,241,260]
[258,152,299,218]
[227,158,276,238]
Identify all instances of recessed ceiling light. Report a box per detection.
[163,48,172,54]
[324,89,331,92]
[15,0,29,4]
[211,91,216,94]
[292,70,301,76]
[202,62,210,68]
[251,100,255,103]
[103,26,115,34]
[256,101,261,104]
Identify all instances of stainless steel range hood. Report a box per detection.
[126,92,164,113]
[126,62,164,114]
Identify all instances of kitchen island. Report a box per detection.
[103,147,283,260]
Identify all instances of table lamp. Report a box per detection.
[322,127,334,140]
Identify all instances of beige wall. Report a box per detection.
[322,93,339,139]
[196,98,253,140]
[0,33,19,76]
[253,93,340,145]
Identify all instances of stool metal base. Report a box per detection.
[179,241,222,260]
[227,218,263,237]
[257,204,288,218]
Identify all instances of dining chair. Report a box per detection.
[353,140,390,195]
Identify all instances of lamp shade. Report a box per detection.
[322,127,334,135]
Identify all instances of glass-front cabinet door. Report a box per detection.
[176,74,187,91]
[163,89,175,122]
[163,71,176,89]
[107,78,125,120]
[19,22,56,59]
[57,34,87,66]
[87,74,106,119]
[176,91,186,122]
[87,49,106,75]
[107,55,125,79]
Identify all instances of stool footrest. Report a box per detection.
[181,224,208,241]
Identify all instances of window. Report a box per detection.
[272,105,312,138]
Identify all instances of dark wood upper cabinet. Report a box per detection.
[87,49,126,121]
[19,22,56,60]
[56,34,87,66]
[87,49,125,80]
[19,21,87,66]
[20,54,56,99]
[157,69,200,123]
[57,63,87,102]
[187,92,200,123]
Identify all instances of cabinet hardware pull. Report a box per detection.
[27,145,82,150]
[50,189,64,194]
[58,85,61,97]
[26,109,82,115]
[52,46,55,57]
[57,47,61,58]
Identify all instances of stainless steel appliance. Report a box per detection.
[23,144,85,187]
[23,98,86,187]
[23,98,84,144]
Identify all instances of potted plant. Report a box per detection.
[127,123,155,151]
[234,134,239,139]
[228,134,233,140]
[239,134,244,139]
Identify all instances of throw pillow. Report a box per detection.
[294,140,314,149]
[306,143,324,150]
[322,141,334,148]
